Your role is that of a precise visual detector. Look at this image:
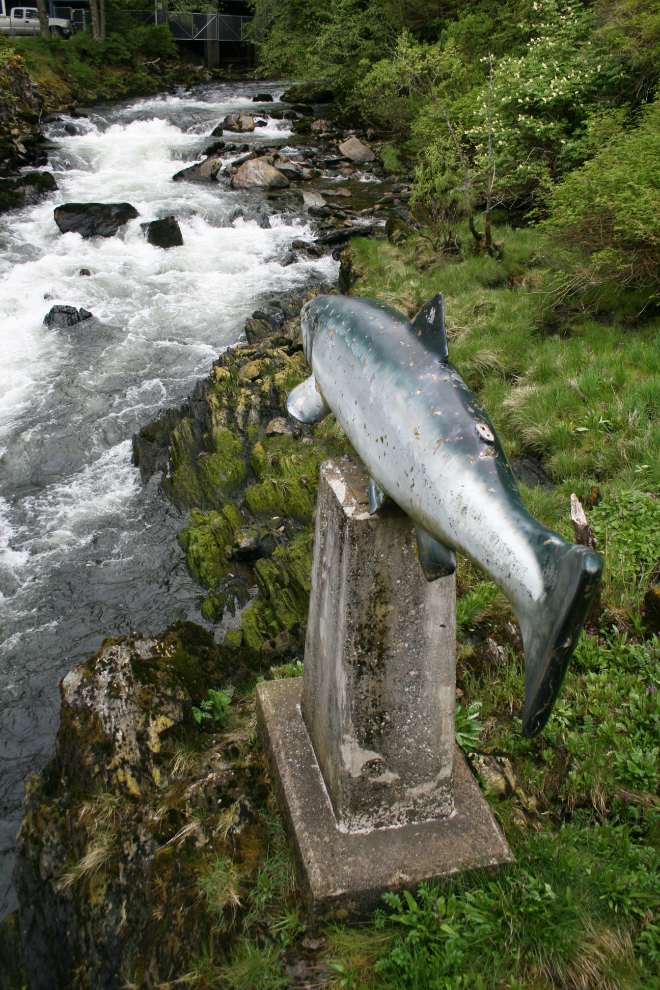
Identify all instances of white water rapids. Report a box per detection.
[0,82,337,916]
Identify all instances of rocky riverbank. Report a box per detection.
[0,77,424,987]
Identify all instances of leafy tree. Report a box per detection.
[541,98,660,300]
[251,0,390,91]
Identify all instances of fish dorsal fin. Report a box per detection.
[410,292,448,362]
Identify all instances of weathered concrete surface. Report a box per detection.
[256,677,513,922]
[301,458,456,831]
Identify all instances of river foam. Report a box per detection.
[0,81,337,917]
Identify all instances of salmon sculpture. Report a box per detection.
[287,293,602,737]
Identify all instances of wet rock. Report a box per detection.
[254,119,268,127]
[0,170,57,213]
[232,525,279,561]
[291,239,323,257]
[299,189,326,209]
[338,136,375,163]
[253,93,273,102]
[63,122,77,136]
[269,108,284,120]
[79,268,91,276]
[53,202,139,238]
[202,139,225,156]
[311,119,333,132]
[280,250,298,266]
[223,113,255,133]
[292,119,312,134]
[315,225,373,246]
[43,305,93,328]
[210,123,224,136]
[173,157,223,182]
[142,215,184,248]
[245,318,278,344]
[230,159,289,189]
[0,910,27,990]
[386,215,414,244]
[274,162,309,181]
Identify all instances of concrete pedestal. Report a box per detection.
[256,457,513,920]
[302,459,456,831]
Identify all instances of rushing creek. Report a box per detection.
[0,81,339,916]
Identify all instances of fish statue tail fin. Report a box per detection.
[411,292,448,363]
[286,374,331,424]
[520,543,602,737]
[415,526,456,580]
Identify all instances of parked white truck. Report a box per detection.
[0,3,73,37]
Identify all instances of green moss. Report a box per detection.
[224,629,243,647]
[167,421,248,510]
[244,436,326,523]
[177,504,242,588]
[241,530,313,647]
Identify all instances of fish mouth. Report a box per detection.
[521,545,602,737]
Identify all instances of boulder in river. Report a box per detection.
[230,159,289,189]
[203,139,225,156]
[172,158,222,182]
[43,305,93,328]
[311,118,333,132]
[338,136,376,163]
[223,113,255,133]
[0,171,57,214]
[210,123,224,137]
[253,93,273,102]
[298,189,326,209]
[142,215,184,249]
[53,202,139,238]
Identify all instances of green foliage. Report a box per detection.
[454,700,484,753]
[456,580,508,635]
[251,0,390,91]
[589,489,660,578]
[541,99,660,299]
[192,688,232,728]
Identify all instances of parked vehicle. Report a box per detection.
[0,2,73,37]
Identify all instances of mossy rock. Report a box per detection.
[177,503,242,588]
[241,530,314,647]
[167,419,248,509]
[14,622,273,990]
[0,911,27,990]
[244,435,326,523]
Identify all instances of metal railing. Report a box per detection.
[140,11,252,42]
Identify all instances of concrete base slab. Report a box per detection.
[256,678,514,923]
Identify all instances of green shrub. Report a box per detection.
[130,25,177,61]
[542,99,660,299]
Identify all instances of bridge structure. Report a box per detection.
[49,7,254,67]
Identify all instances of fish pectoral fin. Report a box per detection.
[368,478,386,515]
[286,374,330,424]
[410,292,449,363]
[415,527,456,581]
